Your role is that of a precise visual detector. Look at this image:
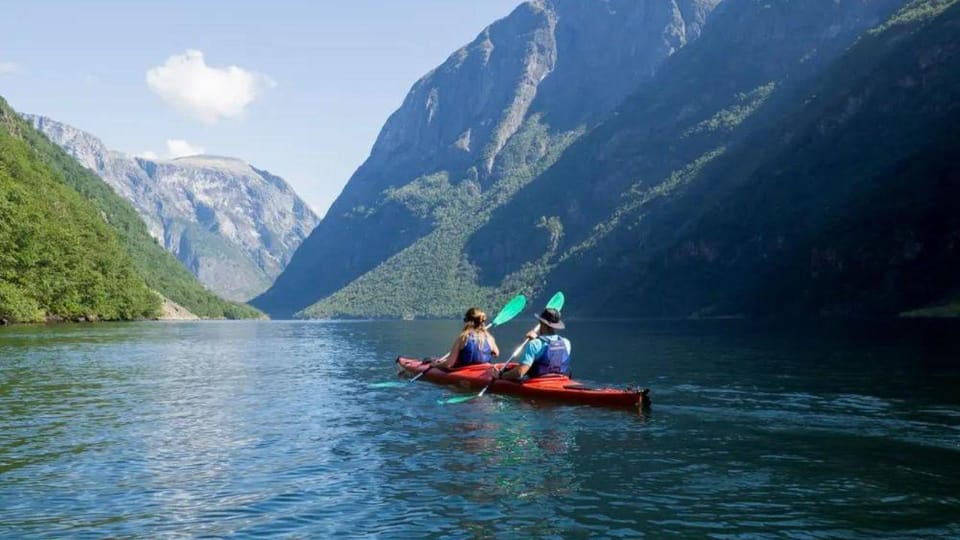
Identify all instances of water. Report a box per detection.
[1,319,958,538]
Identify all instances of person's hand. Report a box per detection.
[525,330,538,340]
[488,367,501,379]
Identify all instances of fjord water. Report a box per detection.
[1,320,958,538]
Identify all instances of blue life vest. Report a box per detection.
[458,332,492,366]
[531,336,571,377]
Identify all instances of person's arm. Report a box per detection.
[488,334,499,358]
[500,333,540,380]
[435,336,463,369]
[500,362,530,380]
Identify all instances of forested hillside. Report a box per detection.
[254,0,723,318]
[0,98,158,322]
[27,116,319,302]
[0,98,262,320]
[566,0,960,318]
[468,0,907,310]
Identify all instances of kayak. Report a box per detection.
[396,356,651,410]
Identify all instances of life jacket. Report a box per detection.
[458,332,492,366]
[531,335,571,377]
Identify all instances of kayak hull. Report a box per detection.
[396,356,650,410]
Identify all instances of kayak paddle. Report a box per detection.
[369,293,527,389]
[438,291,565,404]
[407,293,526,383]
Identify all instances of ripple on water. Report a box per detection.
[1,320,959,538]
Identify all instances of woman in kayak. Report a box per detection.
[499,308,571,380]
[432,307,499,369]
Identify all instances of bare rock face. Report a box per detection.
[157,295,200,320]
[26,116,319,301]
[255,0,726,317]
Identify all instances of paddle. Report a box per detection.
[369,294,527,389]
[438,291,565,404]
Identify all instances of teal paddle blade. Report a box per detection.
[368,381,407,389]
[438,394,478,405]
[546,291,565,311]
[491,294,526,326]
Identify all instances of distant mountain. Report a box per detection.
[255,0,724,317]
[0,97,261,321]
[26,116,319,301]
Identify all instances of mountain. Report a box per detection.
[0,97,262,320]
[25,116,320,302]
[0,98,158,323]
[466,0,912,315]
[256,0,957,321]
[254,0,725,317]
[560,0,960,318]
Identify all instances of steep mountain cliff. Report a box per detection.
[468,0,909,312]
[255,0,724,317]
[563,0,960,318]
[261,0,956,320]
[24,116,319,301]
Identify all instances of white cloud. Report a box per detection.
[135,150,160,160]
[0,62,19,75]
[146,50,274,124]
[166,139,205,158]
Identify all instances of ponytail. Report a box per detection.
[459,307,488,347]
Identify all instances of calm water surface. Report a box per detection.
[1,320,958,538]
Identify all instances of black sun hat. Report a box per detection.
[535,307,565,330]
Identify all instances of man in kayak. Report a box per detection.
[499,308,571,380]
[432,307,500,369]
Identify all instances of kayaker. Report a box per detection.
[499,308,571,381]
[432,307,499,369]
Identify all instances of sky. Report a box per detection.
[0,0,520,217]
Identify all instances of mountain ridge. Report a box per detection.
[255,0,725,318]
[263,0,957,320]
[1,97,261,321]
[26,115,319,301]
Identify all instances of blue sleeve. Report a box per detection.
[520,339,544,367]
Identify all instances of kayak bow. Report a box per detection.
[396,356,651,410]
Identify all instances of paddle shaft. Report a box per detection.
[477,323,540,398]
[412,322,494,382]
[440,291,564,404]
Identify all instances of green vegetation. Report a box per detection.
[569,0,960,318]
[869,0,958,34]
[901,301,960,318]
[0,97,262,320]
[0,104,159,322]
[299,115,579,319]
[276,0,960,320]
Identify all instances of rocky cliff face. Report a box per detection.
[259,0,953,320]
[255,0,725,317]
[597,0,960,318]
[468,0,908,292]
[25,116,319,301]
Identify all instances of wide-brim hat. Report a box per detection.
[535,308,565,330]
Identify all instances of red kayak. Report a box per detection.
[396,356,650,410]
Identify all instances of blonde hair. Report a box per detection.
[459,307,488,348]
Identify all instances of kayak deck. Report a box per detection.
[396,356,650,410]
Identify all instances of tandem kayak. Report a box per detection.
[396,356,650,410]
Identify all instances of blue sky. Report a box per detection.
[0,0,520,216]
